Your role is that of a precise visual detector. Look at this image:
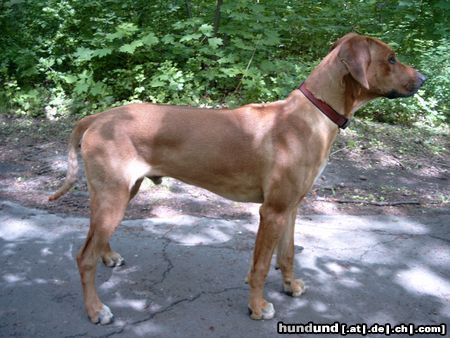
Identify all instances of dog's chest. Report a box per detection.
[313,158,328,186]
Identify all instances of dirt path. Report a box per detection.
[0,116,448,220]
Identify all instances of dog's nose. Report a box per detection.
[417,72,427,86]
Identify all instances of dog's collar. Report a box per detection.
[298,82,350,129]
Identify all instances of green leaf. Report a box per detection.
[180,33,202,42]
[199,24,213,37]
[117,22,139,34]
[141,32,159,46]
[106,22,139,41]
[232,38,253,50]
[162,34,175,44]
[208,37,223,49]
[73,47,94,62]
[61,74,78,84]
[92,48,113,58]
[218,55,237,64]
[221,67,242,77]
[150,79,165,87]
[74,81,89,95]
[90,82,107,96]
[263,31,280,46]
[119,40,143,54]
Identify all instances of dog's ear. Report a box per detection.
[329,32,359,52]
[338,35,370,90]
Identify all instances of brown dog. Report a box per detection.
[49,33,425,324]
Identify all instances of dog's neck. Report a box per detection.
[304,52,375,119]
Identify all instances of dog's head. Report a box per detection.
[331,33,426,99]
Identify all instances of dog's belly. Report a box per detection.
[143,134,266,203]
[123,157,263,202]
[171,173,264,203]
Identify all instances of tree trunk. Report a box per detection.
[213,0,223,36]
[185,0,192,18]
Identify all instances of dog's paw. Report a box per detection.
[102,251,125,267]
[98,304,114,325]
[283,279,305,297]
[90,304,114,325]
[248,302,275,320]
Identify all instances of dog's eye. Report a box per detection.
[388,56,396,65]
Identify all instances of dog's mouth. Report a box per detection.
[384,72,427,100]
[384,86,421,99]
[384,90,414,99]
[385,81,426,100]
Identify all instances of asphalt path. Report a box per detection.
[0,200,449,337]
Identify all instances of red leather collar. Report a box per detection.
[298,82,350,129]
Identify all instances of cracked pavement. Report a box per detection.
[0,200,449,337]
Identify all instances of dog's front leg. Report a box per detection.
[276,207,305,297]
[248,203,294,320]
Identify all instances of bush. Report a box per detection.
[0,0,448,125]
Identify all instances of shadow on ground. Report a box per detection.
[0,201,448,337]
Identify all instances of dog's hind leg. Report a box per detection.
[77,182,131,325]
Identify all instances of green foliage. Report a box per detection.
[0,0,448,125]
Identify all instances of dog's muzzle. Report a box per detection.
[385,71,427,99]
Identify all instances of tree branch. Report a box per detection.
[321,198,421,206]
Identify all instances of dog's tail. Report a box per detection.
[48,116,94,201]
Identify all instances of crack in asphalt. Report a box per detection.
[105,286,247,337]
[147,238,174,290]
[427,234,450,243]
[358,236,403,261]
[63,333,89,338]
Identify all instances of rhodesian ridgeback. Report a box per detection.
[49,33,426,324]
